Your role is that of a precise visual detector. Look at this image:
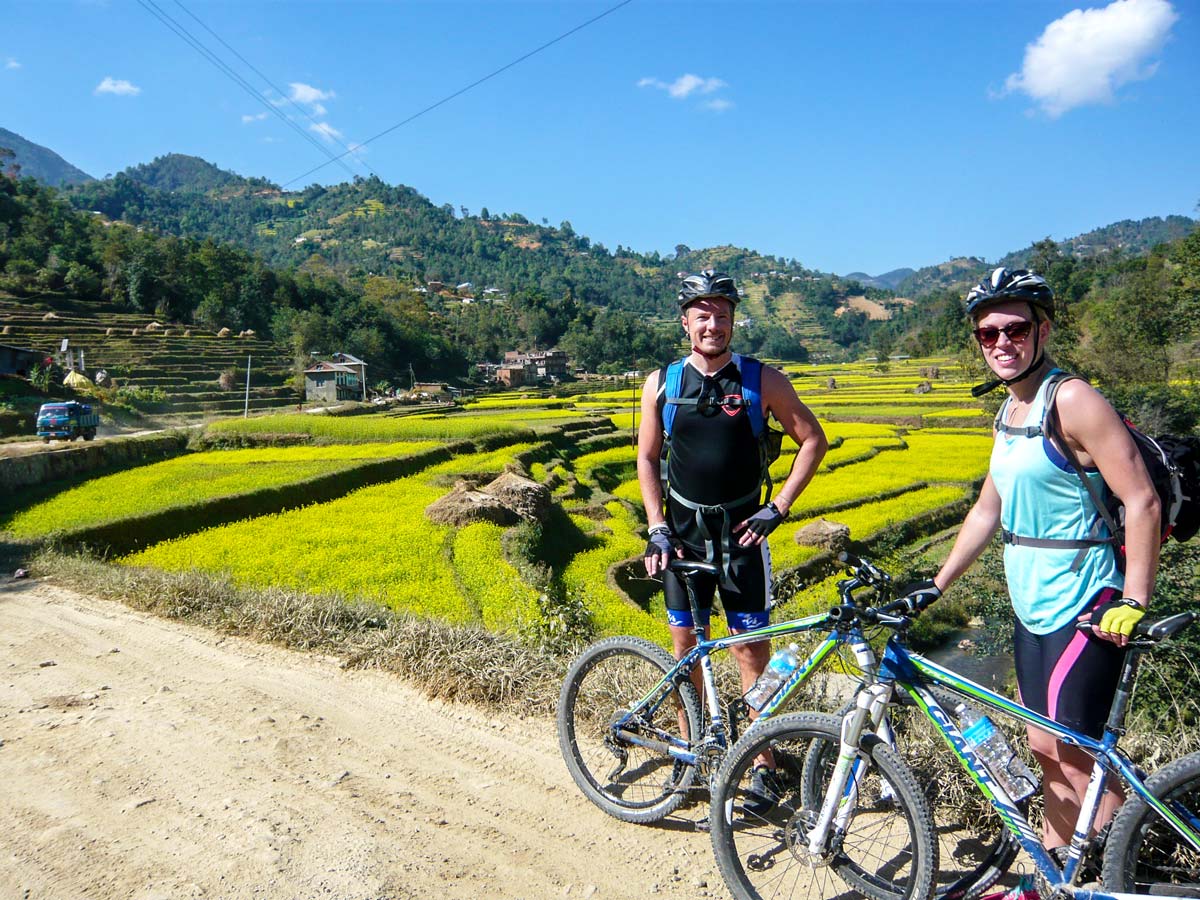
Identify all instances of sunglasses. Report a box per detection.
[973,321,1034,348]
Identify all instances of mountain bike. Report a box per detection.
[557,556,1017,899]
[710,553,1200,900]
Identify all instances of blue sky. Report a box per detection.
[4,0,1197,275]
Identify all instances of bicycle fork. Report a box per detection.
[805,682,895,858]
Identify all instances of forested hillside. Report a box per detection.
[3,141,1197,405]
[0,127,93,187]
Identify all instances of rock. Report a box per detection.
[914,380,932,394]
[793,518,850,552]
[38,660,57,668]
[481,471,552,522]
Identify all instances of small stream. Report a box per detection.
[923,624,1014,693]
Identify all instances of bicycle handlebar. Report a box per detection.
[836,551,891,588]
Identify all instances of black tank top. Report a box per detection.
[660,359,763,539]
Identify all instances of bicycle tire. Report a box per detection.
[710,711,936,900]
[801,692,1017,900]
[1103,749,1200,895]
[556,635,703,823]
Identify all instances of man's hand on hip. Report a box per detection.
[734,502,785,546]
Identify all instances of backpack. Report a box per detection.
[996,371,1200,568]
[658,354,784,500]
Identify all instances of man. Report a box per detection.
[636,269,827,798]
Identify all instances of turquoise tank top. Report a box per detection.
[990,372,1123,634]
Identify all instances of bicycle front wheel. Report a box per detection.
[801,693,1017,900]
[1103,750,1200,895]
[556,635,702,823]
[710,712,936,900]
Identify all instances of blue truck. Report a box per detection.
[36,401,100,442]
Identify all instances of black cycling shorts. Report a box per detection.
[663,542,771,631]
[1013,587,1125,739]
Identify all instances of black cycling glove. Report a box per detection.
[898,579,942,612]
[740,502,785,540]
[645,525,680,560]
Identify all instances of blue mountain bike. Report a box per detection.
[710,554,1200,900]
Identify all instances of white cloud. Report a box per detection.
[638,73,727,99]
[5,58,20,70]
[310,121,343,142]
[95,76,141,96]
[241,111,269,124]
[704,98,734,113]
[289,82,335,114]
[1004,0,1178,117]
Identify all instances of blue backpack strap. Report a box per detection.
[733,354,765,439]
[659,358,687,437]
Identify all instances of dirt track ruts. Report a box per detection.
[0,580,723,900]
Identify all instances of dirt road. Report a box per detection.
[1,580,722,900]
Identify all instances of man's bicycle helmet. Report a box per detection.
[678,269,740,309]
[965,267,1055,320]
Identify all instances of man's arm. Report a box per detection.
[636,370,680,575]
[731,365,828,547]
[636,370,666,529]
[758,364,827,517]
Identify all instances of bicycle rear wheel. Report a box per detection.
[710,711,936,900]
[1103,750,1200,895]
[556,635,702,823]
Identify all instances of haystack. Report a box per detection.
[42,312,59,321]
[217,327,232,338]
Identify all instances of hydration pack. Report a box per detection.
[658,354,784,503]
[996,372,1200,568]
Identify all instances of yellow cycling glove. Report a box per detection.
[1092,597,1146,637]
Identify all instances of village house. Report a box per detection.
[304,351,367,403]
[0,343,49,377]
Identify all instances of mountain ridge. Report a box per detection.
[0,126,93,187]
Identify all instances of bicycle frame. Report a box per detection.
[612,612,882,772]
[819,630,1200,900]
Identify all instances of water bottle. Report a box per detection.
[744,643,801,711]
[957,703,1039,802]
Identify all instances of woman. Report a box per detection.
[908,267,1160,860]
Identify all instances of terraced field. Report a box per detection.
[5,356,990,645]
[0,296,298,416]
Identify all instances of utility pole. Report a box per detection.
[244,354,252,417]
[631,377,637,448]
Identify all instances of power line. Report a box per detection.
[136,0,359,179]
[171,0,380,180]
[282,0,635,188]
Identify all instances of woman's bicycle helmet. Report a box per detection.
[966,267,1055,397]
[678,269,740,309]
[965,267,1055,320]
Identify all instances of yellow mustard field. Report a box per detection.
[3,442,443,537]
[121,445,539,629]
